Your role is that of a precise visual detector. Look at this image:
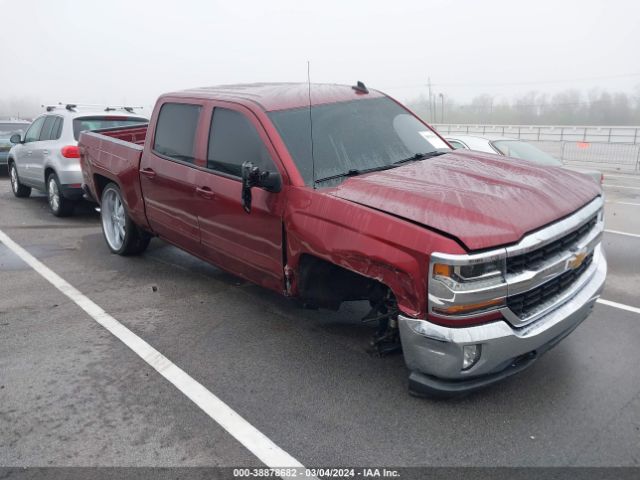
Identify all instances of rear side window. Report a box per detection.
[52,117,63,140]
[207,108,273,177]
[39,116,58,141]
[73,116,147,141]
[24,117,46,143]
[153,103,201,164]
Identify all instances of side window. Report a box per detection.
[448,140,467,150]
[52,117,63,140]
[153,103,201,164]
[24,117,46,143]
[207,108,274,177]
[39,116,57,141]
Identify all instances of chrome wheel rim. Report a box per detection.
[10,165,18,192]
[102,189,126,251]
[48,177,60,212]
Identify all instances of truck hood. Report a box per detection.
[327,150,601,251]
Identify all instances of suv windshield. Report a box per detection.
[269,97,451,185]
[73,116,147,140]
[492,140,562,166]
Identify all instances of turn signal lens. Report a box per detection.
[433,263,452,278]
[432,298,505,316]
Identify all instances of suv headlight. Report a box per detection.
[429,252,507,317]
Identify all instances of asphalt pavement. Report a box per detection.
[1,171,639,469]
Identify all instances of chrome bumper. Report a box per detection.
[399,244,606,396]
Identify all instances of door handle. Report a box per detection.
[43,149,50,155]
[195,186,215,200]
[26,150,32,155]
[140,168,156,179]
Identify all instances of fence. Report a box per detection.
[432,124,640,173]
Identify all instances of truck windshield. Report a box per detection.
[73,116,147,140]
[268,97,451,186]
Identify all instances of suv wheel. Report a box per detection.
[9,162,32,198]
[101,183,151,255]
[47,172,75,217]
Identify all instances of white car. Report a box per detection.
[8,105,147,216]
[445,134,602,184]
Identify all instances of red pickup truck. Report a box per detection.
[79,83,606,397]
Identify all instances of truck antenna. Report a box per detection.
[307,61,316,189]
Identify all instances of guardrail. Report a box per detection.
[432,124,640,174]
[432,124,640,144]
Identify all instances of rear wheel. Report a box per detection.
[101,183,150,255]
[47,172,75,217]
[9,162,31,198]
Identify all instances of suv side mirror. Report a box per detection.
[9,133,22,144]
[241,161,282,213]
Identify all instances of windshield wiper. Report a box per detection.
[314,164,397,184]
[314,151,450,185]
[392,150,448,165]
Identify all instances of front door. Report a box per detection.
[194,105,285,292]
[139,101,204,256]
[16,116,46,185]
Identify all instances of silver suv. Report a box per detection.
[8,105,147,216]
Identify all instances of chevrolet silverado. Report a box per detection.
[79,83,606,397]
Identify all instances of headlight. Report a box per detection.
[432,258,505,291]
[429,252,507,318]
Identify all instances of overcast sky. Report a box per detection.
[2,0,639,113]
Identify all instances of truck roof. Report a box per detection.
[165,82,385,112]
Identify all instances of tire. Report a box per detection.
[47,172,75,217]
[9,162,32,198]
[100,182,150,255]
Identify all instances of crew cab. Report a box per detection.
[79,83,606,397]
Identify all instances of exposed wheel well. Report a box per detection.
[44,167,56,184]
[297,254,392,310]
[92,174,114,201]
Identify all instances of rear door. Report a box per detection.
[32,115,60,183]
[194,104,285,292]
[139,101,204,256]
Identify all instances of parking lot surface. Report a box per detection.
[1,171,639,468]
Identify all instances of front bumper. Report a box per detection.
[398,244,607,397]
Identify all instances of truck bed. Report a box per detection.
[79,124,150,228]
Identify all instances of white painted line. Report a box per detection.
[605,229,640,239]
[0,229,311,475]
[603,184,640,191]
[606,201,640,207]
[597,298,640,315]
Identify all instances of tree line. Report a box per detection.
[407,87,640,125]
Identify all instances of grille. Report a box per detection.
[507,215,598,274]
[507,253,593,318]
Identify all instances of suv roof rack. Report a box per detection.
[42,103,143,113]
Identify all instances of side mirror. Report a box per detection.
[241,161,282,213]
[9,133,22,144]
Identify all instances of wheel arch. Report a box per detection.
[92,173,116,204]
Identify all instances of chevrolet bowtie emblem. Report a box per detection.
[567,251,588,270]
